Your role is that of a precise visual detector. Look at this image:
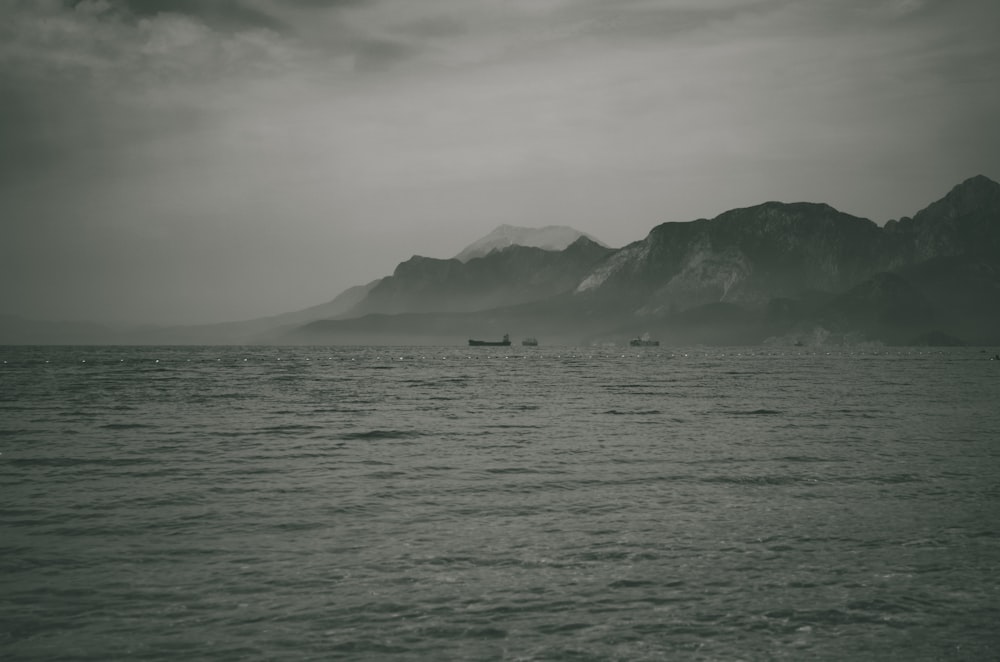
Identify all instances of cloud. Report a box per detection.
[63,0,372,33]
[110,0,286,31]
[0,1,319,176]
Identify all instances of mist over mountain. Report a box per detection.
[0,280,382,346]
[117,279,384,345]
[0,315,117,345]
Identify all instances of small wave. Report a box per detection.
[533,622,592,634]
[8,456,83,467]
[777,455,829,463]
[607,579,657,588]
[702,474,802,485]
[364,470,407,479]
[602,409,663,416]
[727,408,782,416]
[769,607,885,626]
[8,456,143,468]
[846,598,920,614]
[328,640,411,655]
[272,521,327,532]
[99,423,155,430]
[338,429,422,440]
[873,473,922,484]
[203,392,250,400]
[256,424,324,433]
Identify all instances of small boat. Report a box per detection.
[469,333,511,347]
[629,334,659,347]
[521,337,538,346]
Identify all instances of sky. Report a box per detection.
[2,0,999,325]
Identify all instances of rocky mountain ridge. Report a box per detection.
[349,237,614,317]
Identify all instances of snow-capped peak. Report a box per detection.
[454,224,606,262]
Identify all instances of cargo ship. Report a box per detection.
[469,333,511,347]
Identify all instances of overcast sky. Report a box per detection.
[2,0,998,325]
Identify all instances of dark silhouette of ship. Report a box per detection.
[629,334,659,347]
[469,333,511,347]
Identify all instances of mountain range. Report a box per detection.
[289,174,1000,347]
[3,176,999,346]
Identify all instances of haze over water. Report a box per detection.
[2,345,999,660]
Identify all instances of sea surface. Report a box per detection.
[2,344,999,661]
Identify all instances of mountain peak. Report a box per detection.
[955,174,999,191]
[945,174,1000,203]
[454,225,607,262]
[916,174,1000,220]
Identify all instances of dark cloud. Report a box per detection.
[552,0,789,41]
[352,36,418,71]
[0,65,104,184]
[0,80,52,179]
[281,0,371,8]
[0,2,248,185]
[63,0,376,34]
[63,0,286,31]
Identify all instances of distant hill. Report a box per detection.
[453,224,608,262]
[112,279,384,345]
[883,174,1000,265]
[576,201,884,311]
[0,280,384,345]
[347,237,614,317]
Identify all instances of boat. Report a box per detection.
[521,337,538,346]
[469,333,511,347]
[629,334,659,347]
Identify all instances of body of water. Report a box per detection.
[2,345,999,660]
